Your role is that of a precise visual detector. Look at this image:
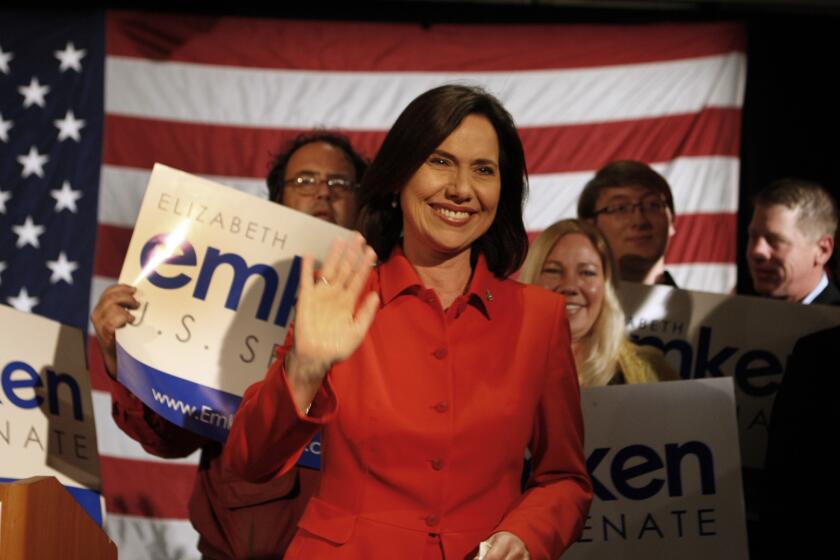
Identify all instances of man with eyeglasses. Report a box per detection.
[577,160,677,286]
[91,132,368,558]
[267,132,367,228]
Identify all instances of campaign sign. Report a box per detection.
[566,378,747,560]
[0,304,104,525]
[115,164,352,444]
[619,283,840,469]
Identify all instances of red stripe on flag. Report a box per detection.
[95,223,133,279]
[102,116,384,179]
[520,108,741,174]
[101,455,195,519]
[666,212,736,264]
[103,108,740,177]
[527,212,736,264]
[107,12,744,71]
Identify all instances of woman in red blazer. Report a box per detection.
[223,85,592,559]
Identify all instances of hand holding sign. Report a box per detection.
[91,284,141,379]
[286,234,380,413]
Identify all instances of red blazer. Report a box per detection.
[223,250,592,559]
[108,374,318,558]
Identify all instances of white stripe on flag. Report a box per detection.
[100,156,738,231]
[98,165,269,227]
[666,263,736,294]
[105,514,200,560]
[523,156,739,230]
[105,53,746,129]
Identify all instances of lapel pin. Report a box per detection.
[485,289,493,302]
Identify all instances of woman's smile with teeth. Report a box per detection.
[434,206,471,221]
[565,302,584,315]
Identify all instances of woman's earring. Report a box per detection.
[390,196,398,209]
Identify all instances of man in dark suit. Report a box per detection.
[747,178,839,305]
[761,324,840,556]
[747,179,839,556]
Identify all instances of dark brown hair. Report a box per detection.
[357,84,529,277]
[577,160,675,219]
[266,131,368,204]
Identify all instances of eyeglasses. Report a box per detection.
[284,175,358,197]
[593,196,669,218]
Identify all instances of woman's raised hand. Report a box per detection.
[285,233,379,409]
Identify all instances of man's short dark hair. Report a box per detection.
[266,131,368,204]
[577,160,675,219]
[356,84,529,278]
[754,178,838,239]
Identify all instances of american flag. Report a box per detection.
[0,11,103,329]
[2,10,745,559]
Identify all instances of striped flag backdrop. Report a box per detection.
[2,10,745,559]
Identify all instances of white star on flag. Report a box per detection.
[0,112,12,142]
[54,110,86,142]
[55,41,86,72]
[50,180,83,213]
[0,45,11,74]
[17,146,48,178]
[7,287,39,313]
[0,261,6,285]
[12,215,46,249]
[0,189,10,214]
[18,77,50,109]
[46,252,79,285]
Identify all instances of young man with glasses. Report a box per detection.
[577,160,677,286]
[91,132,368,559]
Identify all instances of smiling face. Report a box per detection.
[281,141,359,228]
[592,185,675,278]
[536,233,606,342]
[747,203,828,301]
[400,113,501,263]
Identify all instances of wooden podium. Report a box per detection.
[0,476,117,560]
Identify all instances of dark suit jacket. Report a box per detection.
[761,325,840,555]
[811,278,840,305]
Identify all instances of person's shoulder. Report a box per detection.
[794,324,840,355]
[506,278,564,306]
[501,278,566,322]
[812,279,840,306]
[629,341,670,369]
[620,339,680,382]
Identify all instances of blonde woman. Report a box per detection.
[520,219,678,387]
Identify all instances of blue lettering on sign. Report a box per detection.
[632,325,784,397]
[587,441,716,501]
[1,361,84,421]
[141,234,197,289]
[193,247,279,321]
[140,235,301,328]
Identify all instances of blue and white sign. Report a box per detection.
[0,304,104,525]
[567,378,747,559]
[619,283,840,468]
[115,164,351,444]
